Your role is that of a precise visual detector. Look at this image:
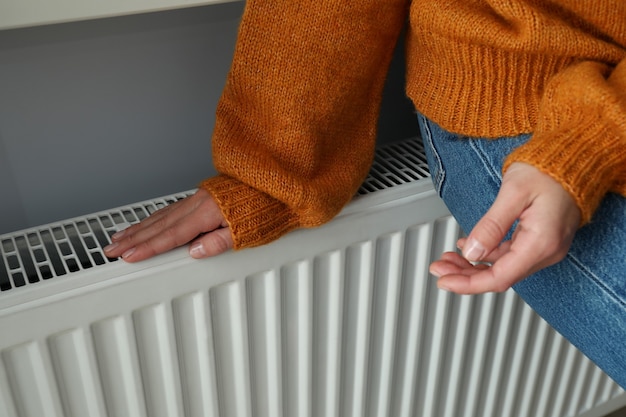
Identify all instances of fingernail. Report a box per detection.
[437,281,453,292]
[463,238,485,262]
[111,230,126,240]
[429,266,442,278]
[104,242,118,253]
[190,242,206,258]
[122,248,136,259]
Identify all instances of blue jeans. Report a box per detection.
[417,114,626,388]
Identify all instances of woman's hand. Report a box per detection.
[429,162,581,294]
[103,188,233,262]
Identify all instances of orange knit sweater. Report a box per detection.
[201,0,626,250]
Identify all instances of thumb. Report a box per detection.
[189,227,234,258]
[463,188,526,262]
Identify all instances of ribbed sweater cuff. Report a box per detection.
[503,121,622,225]
[199,175,299,250]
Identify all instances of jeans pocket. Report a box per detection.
[418,114,446,197]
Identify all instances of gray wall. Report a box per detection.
[0,2,416,235]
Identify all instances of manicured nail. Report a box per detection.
[111,230,126,240]
[190,242,206,258]
[463,238,485,262]
[104,242,118,253]
[121,248,136,259]
[429,266,442,278]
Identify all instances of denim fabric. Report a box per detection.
[417,114,626,388]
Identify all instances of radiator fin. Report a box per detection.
[210,281,252,417]
[281,260,313,417]
[389,222,433,417]
[246,270,283,417]
[48,328,107,417]
[341,241,375,417]
[2,341,63,417]
[313,251,343,417]
[133,303,184,417]
[172,292,220,417]
[367,231,404,417]
[91,315,148,417]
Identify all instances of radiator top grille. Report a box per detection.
[0,195,191,292]
[0,137,429,291]
[357,138,430,195]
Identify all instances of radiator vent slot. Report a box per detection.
[0,137,428,291]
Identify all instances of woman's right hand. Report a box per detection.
[104,188,233,262]
[429,162,580,294]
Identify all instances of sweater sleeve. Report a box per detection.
[504,58,626,225]
[200,1,409,249]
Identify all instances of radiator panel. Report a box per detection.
[1,138,624,417]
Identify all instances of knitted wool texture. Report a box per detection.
[201,0,626,249]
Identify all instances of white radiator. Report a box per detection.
[0,137,625,417]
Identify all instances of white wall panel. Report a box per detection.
[0,0,241,30]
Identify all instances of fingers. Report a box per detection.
[462,184,526,262]
[436,220,570,294]
[430,162,580,295]
[110,193,205,246]
[104,189,231,262]
[437,228,544,294]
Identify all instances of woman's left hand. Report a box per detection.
[429,162,581,294]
